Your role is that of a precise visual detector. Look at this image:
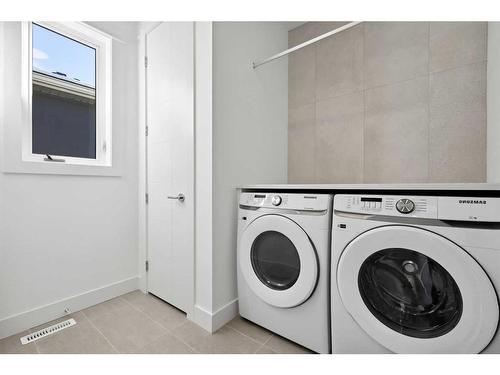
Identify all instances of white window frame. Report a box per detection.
[21,21,112,167]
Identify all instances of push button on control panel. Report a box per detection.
[396,198,415,214]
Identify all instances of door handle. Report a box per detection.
[167,193,185,202]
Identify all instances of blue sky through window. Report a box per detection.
[32,24,96,88]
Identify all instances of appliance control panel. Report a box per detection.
[240,192,331,212]
[438,196,500,222]
[335,194,500,222]
[334,194,438,219]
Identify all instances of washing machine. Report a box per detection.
[332,194,500,354]
[237,192,332,353]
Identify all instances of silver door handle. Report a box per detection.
[167,193,185,202]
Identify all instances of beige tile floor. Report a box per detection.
[0,290,313,354]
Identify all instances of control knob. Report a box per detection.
[271,195,282,206]
[396,198,415,214]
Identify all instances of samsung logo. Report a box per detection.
[459,200,487,204]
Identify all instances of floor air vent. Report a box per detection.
[20,318,76,345]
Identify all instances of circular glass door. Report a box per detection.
[239,215,318,308]
[250,231,301,291]
[337,225,499,353]
[358,248,463,339]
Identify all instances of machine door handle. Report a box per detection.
[167,193,185,202]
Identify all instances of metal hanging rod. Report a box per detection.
[252,21,363,69]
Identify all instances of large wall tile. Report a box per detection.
[429,62,486,182]
[364,22,429,88]
[430,22,487,73]
[315,93,364,183]
[288,45,316,108]
[315,24,364,101]
[288,104,316,183]
[430,62,486,114]
[364,78,429,183]
[288,21,487,184]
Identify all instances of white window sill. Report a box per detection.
[2,159,123,177]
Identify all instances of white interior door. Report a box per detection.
[146,22,194,313]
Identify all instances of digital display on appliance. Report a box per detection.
[360,197,382,202]
[254,194,266,198]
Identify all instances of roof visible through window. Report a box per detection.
[32,23,96,88]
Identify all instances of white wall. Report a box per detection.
[193,22,215,327]
[488,22,500,182]
[0,22,139,338]
[212,22,289,315]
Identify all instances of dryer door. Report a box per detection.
[337,225,499,353]
[239,214,318,308]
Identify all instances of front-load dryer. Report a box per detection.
[332,194,500,354]
[237,192,332,353]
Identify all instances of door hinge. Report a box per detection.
[145,126,149,137]
[145,260,149,272]
[144,56,148,68]
[145,193,149,204]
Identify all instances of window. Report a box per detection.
[22,22,112,166]
[32,24,97,159]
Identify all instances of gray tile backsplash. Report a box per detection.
[315,24,364,101]
[288,44,316,108]
[364,22,429,89]
[288,21,487,183]
[288,104,316,183]
[364,78,429,183]
[429,62,487,182]
[316,92,364,183]
[429,22,487,73]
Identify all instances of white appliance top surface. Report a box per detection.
[239,183,500,191]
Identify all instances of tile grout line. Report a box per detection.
[164,320,200,354]
[120,297,199,353]
[361,22,366,183]
[119,295,187,333]
[255,334,275,353]
[253,343,265,354]
[427,21,431,183]
[33,340,40,354]
[225,324,271,348]
[135,330,199,354]
[313,29,318,182]
[80,309,120,354]
[263,334,273,345]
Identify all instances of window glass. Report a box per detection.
[251,231,301,290]
[358,248,463,338]
[32,23,97,159]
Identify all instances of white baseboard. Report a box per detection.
[0,276,139,339]
[190,298,239,333]
[191,305,214,332]
[212,298,238,332]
